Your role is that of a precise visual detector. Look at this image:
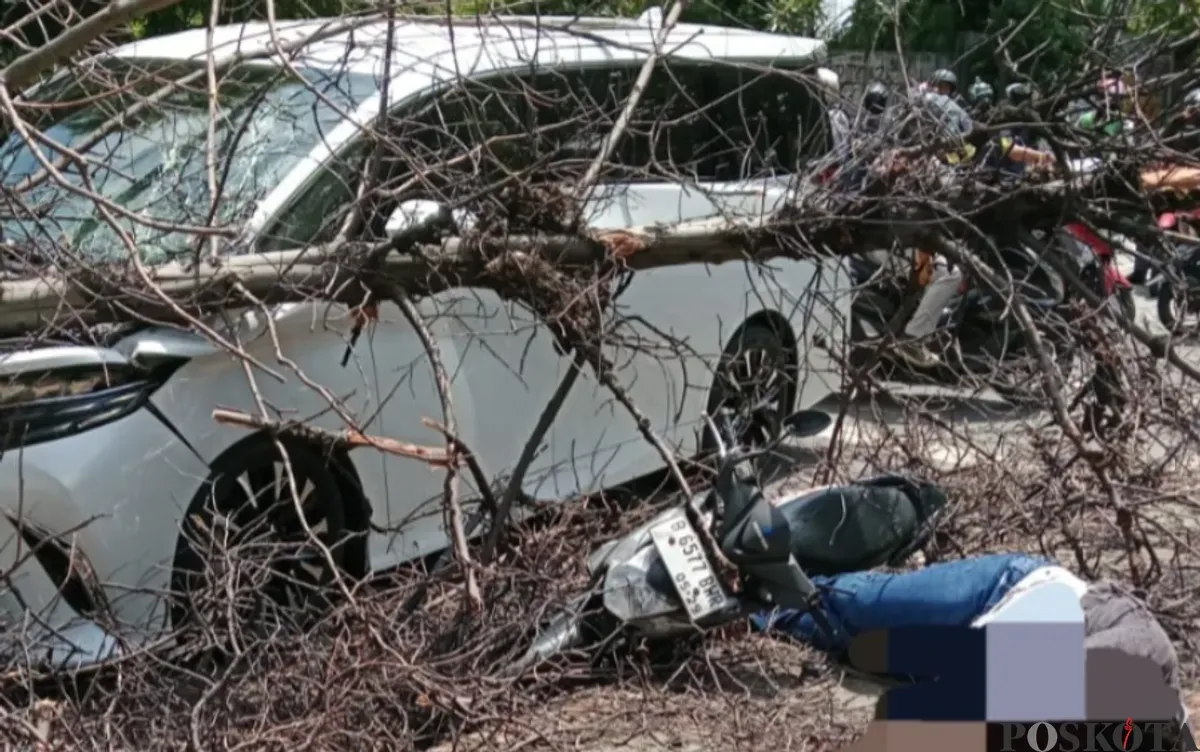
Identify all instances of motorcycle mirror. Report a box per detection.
[782,410,833,438]
[702,412,730,460]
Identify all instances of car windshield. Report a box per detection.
[0,59,377,265]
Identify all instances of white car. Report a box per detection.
[0,11,848,665]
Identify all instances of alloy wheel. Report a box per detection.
[173,439,350,641]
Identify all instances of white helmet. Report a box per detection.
[816,68,840,95]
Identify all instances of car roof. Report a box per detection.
[105,12,827,84]
[96,14,829,239]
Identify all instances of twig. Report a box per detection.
[211,407,453,467]
[202,0,222,264]
[480,352,585,565]
[0,0,187,91]
[589,360,737,582]
[571,0,688,224]
[391,286,482,612]
[932,235,1145,585]
[421,417,498,519]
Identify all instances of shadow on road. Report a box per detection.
[814,383,1043,425]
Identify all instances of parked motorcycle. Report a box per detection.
[1053,158,1137,321]
[1149,209,1200,332]
[1056,221,1137,322]
[848,240,1075,384]
[501,406,947,676]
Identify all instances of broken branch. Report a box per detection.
[211,408,453,467]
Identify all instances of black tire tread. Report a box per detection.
[170,435,356,630]
[702,320,798,452]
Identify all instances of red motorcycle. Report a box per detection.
[1056,221,1136,321]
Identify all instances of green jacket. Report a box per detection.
[1076,110,1129,139]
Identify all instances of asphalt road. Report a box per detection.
[764,274,1200,724]
[807,256,1200,448]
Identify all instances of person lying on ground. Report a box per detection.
[751,552,1185,729]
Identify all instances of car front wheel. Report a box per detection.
[171,436,359,642]
[703,320,799,454]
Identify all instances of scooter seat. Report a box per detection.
[772,475,947,577]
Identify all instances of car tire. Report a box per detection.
[170,436,361,637]
[849,289,899,371]
[702,319,798,453]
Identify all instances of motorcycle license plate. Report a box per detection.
[649,512,733,622]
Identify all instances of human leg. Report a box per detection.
[895,260,963,366]
[751,552,1051,653]
[904,261,963,339]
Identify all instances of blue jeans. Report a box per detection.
[751,553,1051,652]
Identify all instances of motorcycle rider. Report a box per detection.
[1075,70,1136,143]
[927,68,960,101]
[861,81,891,129]
[1071,72,1145,284]
[1004,81,1033,107]
[888,88,976,366]
[980,81,1040,175]
[1131,87,1200,285]
[892,88,1053,366]
[818,68,852,166]
[839,81,892,188]
[967,78,995,121]
[830,80,897,194]
[752,551,1186,738]
[1001,82,1036,143]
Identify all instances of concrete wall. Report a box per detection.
[830,50,953,103]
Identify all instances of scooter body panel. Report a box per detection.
[602,545,692,634]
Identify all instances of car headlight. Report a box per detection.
[0,366,177,451]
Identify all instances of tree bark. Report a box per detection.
[1,164,1197,335]
[1,0,187,91]
[0,213,858,334]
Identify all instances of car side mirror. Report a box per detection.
[384,199,477,237]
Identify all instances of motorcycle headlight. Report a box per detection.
[0,364,177,451]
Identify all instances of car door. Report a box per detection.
[433,65,758,499]
[576,62,841,470]
[438,61,839,499]
[254,134,478,571]
[397,70,643,501]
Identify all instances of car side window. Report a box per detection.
[608,65,719,180]
[697,65,830,181]
[257,141,371,253]
[257,60,827,249]
[605,62,828,182]
[384,70,630,193]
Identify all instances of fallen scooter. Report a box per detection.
[501,405,947,676]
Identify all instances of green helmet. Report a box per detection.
[968,78,994,105]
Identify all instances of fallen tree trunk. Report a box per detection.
[0,211,861,335]
[0,164,1197,336]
